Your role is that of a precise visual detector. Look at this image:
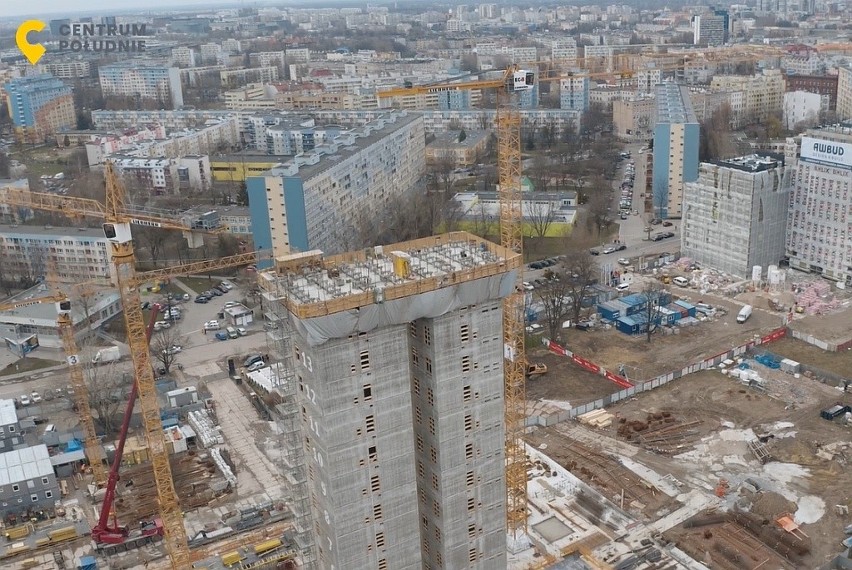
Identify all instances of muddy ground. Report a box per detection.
[766,337,852,379]
[525,345,624,405]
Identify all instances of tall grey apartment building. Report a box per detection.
[262,232,519,570]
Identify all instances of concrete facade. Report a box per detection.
[710,69,785,124]
[98,64,184,109]
[247,112,425,260]
[682,155,791,278]
[652,83,699,219]
[4,74,75,144]
[271,233,516,570]
[0,399,23,453]
[837,67,852,122]
[613,95,655,142]
[785,127,852,284]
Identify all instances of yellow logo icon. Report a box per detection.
[16,20,47,65]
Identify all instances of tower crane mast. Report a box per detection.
[380,66,530,534]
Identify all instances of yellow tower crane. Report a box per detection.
[379,66,530,534]
[0,291,107,486]
[1,162,267,569]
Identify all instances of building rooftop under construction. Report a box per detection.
[258,231,518,569]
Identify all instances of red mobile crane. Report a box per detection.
[92,304,165,554]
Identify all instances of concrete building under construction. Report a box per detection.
[259,232,520,570]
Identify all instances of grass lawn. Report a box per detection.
[0,356,60,377]
[179,276,220,294]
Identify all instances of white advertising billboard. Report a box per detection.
[800,136,852,168]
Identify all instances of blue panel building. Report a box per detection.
[652,83,699,219]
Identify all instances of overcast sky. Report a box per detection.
[1,0,244,19]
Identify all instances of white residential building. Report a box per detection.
[98,64,184,109]
[171,46,197,67]
[783,91,825,130]
[785,127,852,283]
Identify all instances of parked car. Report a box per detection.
[161,345,182,356]
[246,360,266,372]
[224,301,239,308]
[662,221,673,227]
[194,296,209,304]
[20,395,31,406]
[204,320,220,331]
[182,293,191,301]
[651,218,662,225]
[215,285,229,293]
[211,289,223,297]
[525,323,544,334]
[574,322,591,331]
[153,320,171,330]
[589,249,600,256]
[244,354,264,368]
[237,327,247,337]
[31,392,42,404]
[215,331,229,341]
[602,246,617,254]
[616,283,630,292]
[620,213,628,220]
[617,258,630,266]
[220,281,234,290]
[140,301,151,310]
[226,326,238,339]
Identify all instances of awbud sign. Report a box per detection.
[800,136,852,169]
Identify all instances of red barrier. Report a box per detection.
[760,327,787,344]
[605,370,633,389]
[547,340,569,357]
[571,354,600,374]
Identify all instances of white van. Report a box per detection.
[672,276,689,287]
[736,305,753,323]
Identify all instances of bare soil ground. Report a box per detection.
[602,370,851,565]
[562,296,784,380]
[767,337,852,378]
[525,346,622,405]
[788,306,852,344]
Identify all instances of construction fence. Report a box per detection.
[527,327,788,427]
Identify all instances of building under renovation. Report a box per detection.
[259,232,519,570]
[681,154,791,278]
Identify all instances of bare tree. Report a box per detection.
[73,283,99,328]
[151,325,183,374]
[527,154,551,193]
[433,155,455,195]
[82,356,131,435]
[535,277,573,341]
[469,201,498,240]
[641,280,668,343]
[526,199,557,254]
[136,226,168,268]
[586,190,612,237]
[559,250,599,323]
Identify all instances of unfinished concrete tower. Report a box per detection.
[259,232,520,570]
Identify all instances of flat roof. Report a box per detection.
[655,82,698,125]
[0,399,17,426]
[0,444,53,486]
[264,112,421,181]
[0,223,105,239]
[261,231,520,319]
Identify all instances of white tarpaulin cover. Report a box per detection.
[290,271,518,346]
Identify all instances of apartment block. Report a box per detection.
[220,66,279,88]
[682,155,791,278]
[98,64,183,109]
[426,130,490,167]
[247,111,425,258]
[692,11,728,46]
[249,51,286,69]
[262,232,517,569]
[551,39,578,64]
[111,155,211,194]
[785,74,837,111]
[837,67,852,121]
[783,91,825,130]
[0,224,115,285]
[171,46,197,67]
[613,95,655,142]
[785,127,852,283]
[42,60,92,79]
[560,76,590,112]
[0,445,60,518]
[4,74,75,144]
[652,83,699,219]
[710,69,785,124]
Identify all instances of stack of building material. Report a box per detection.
[780,358,800,374]
[210,448,236,487]
[577,409,615,428]
[795,282,840,315]
[188,410,224,448]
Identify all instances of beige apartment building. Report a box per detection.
[837,67,852,122]
[613,95,656,142]
[710,69,785,124]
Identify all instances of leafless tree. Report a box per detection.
[559,250,599,323]
[534,276,573,341]
[641,280,668,343]
[469,201,498,240]
[136,226,168,268]
[82,355,131,435]
[526,199,557,254]
[586,190,612,237]
[73,283,99,328]
[151,325,183,374]
[432,155,456,195]
[527,154,551,193]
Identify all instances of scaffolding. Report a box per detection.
[261,283,317,570]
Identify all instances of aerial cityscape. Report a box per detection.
[0,1,850,569]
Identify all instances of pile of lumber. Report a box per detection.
[577,409,614,428]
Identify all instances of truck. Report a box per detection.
[92,346,121,364]
[736,305,753,324]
